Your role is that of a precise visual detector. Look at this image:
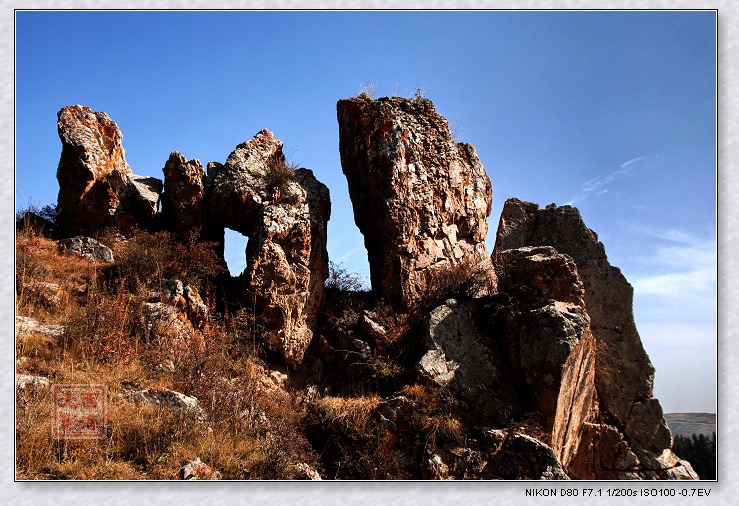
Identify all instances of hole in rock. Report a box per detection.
[223,228,248,277]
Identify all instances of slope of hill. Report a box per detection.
[664,413,716,437]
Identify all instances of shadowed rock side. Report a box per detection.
[206,130,331,369]
[337,97,496,311]
[493,199,697,479]
[495,246,598,472]
[56,105,162,235]
[161,152,210,242]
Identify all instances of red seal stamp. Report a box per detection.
[52,385,106,439]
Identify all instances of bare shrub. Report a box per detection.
[265,156,297,198]
[418,258,496,313]
[115,229,224,295]
[325,261,367,291]
[64,284,139,366]
[357,82,378,100]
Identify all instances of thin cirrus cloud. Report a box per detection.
[565,155,655,206]
[629,227,716,307]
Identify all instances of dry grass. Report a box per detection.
[400,384,466,449]
[312,394,381,438]
[15,219,317,480]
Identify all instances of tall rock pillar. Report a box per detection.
[337,97,496,311]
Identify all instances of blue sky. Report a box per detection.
[15,10,716,413]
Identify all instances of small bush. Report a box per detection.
[265,156,297,198]
[115,229,224,295]
[417,258,496,313]
[401,384,466,449]
[325,261,368,292]
[312,394,381,439]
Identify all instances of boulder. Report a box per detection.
[57,236,114,263]
[131,387,206,421]
[447,429,569,480]
[294,462,322,480]
[147,279,208,329]
[337,96,496,311]
[416,299,517,423]
[55,105,161,235]
[16,373,51,394]
[482,430,570,480]
[125,174,163,222]
[15,315,67,340]
[21,281,63,308]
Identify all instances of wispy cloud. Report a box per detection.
[566,154,656,205]
[629,228,716,310]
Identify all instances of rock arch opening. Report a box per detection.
[223,228,248,277]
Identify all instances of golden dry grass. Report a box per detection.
[15,223,317,480]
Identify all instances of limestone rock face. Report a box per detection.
[494,246,597,470]
[161,152,208,240]
[493,199,686,479]
[55,105,162,235]
[337,97,496,311]
[416,299,517,423]
[207,129,307,235]
[207,131,331,369]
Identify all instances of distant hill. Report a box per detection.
[664,413,716,437]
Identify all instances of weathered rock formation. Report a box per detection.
[41,98,699,480]
[56,105,162,235]
[52,105,331,370]
[337,97,496,311]
[206,130,331,368]
[493,199,696,479]
[161,152,209,242]
[494,245,598,472]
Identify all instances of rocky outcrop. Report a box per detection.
[161,152,209,242]
[207,130,331,369]
[21,281,63,308]
[493,199,693,479]
[416,299,517,423]
[494,246,598,470]
[52,106,331,370]
[16,373,51,394]
[494,200,654,423]
[15,315,67,340]
[57,236,114,263]
[55,105,162,235]
[337,97,496,311]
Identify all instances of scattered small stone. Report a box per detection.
[130,387,206,421]
[172,458,221,480]
[57,236,114,263]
